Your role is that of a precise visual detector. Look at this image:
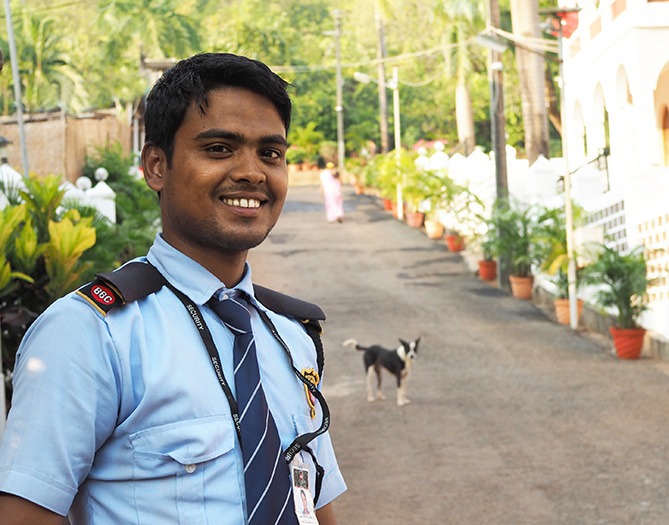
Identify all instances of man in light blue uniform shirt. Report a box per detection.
[0,53,346,524]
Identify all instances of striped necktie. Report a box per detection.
[209,291,298,525]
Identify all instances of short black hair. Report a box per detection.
[143,52,292,163]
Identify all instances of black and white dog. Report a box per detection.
[343,337,420,406]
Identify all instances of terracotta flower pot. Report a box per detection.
[478,260,497,281]
[445,234,464,252]
[508,275,534,300]
[405,211,425,228]
[424,219,444,239]
[553,298,584,326]
[609,327,646,359]
[383,198,393,211]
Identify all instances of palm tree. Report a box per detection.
[0,8,89,114]
[98,0,202,61]
[509,0,549,164]
[434,0,486,156]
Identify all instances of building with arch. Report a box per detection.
[562,0,669,338]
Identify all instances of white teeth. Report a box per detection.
[223,198,261,208]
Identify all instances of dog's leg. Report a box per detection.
[375,365,386,400]
[396,370,410,406]
[365,367,377,402]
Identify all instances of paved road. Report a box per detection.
[249,185,669,525]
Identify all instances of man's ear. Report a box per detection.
[141,144,167,193]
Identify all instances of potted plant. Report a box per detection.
[414,170,451,239]
[436,182,481,253]
[346,156,368,195]
[396,150,427,228]
[534,205,585,325]
[582,244,651,359]
[476,229,497,281]
[487,198,541,299]
[372,152,403,215]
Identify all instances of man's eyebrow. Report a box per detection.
[194,129,288,147]
[261,134,289,148]
[193,129,242,141]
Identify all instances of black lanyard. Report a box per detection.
[160,278,329,502]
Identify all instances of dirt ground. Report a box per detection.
[250,185,669,525]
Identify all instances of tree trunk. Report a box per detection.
[455,77,475,156]
[510,0,550,164]
[375,7,389,154]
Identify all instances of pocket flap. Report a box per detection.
[130,415,235,465]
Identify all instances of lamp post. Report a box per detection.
[353,66,403,219]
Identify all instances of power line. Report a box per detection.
[270,38,474,74]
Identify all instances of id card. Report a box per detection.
[291,461,319,524]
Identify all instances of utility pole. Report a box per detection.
[391,67,403,220]
[375,6,389,154]
[487,0,510,291]
[333,10,345,172]
[4,0,29,176]
[557,18,578,329]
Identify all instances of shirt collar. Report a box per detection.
[145,234,257,306]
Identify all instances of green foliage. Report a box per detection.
[287,122,325,165]
[486,198,542,278]
[0,206,34,296]
[582,245,650,329]
[1,169,160,401]
[20,175,64,242]
[534,204,585,298]
[82,142,160,260]
[0,0,528,158]
[43,210,96,299]
[371,149,418,202]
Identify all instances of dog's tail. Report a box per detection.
[343,338,366,351]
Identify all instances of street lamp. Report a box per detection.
[354,67,404,219]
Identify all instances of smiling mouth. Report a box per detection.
[222,197,261,209]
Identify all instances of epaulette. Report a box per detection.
[253,285,325,322]
[253,285,326,377]
[76,262,165,316]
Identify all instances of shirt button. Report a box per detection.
[185,464,197,474]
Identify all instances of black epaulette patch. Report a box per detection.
[253,284,326,322]
[76,279,125,316]
[76,261,166,317]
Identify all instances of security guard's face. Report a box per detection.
[143,87,289,271]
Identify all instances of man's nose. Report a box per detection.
[231,150,266,184]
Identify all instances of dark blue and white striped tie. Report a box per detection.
[210,291,298,525]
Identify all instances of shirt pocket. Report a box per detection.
[129,415,237,525]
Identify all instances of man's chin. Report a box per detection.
[220,230,272,252]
